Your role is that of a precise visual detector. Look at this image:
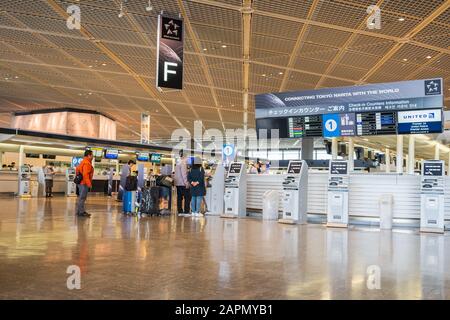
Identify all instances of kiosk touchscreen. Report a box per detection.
[18,165,31,197]
[326,160,350,228]
[420,160,445,233]
[66,167,77,197]
[279,160,308,225]
[222,162,246,218]
[205,164,225,215]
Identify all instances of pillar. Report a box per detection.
[448,152,450,177]
[0,151,4,168]
[348,138,354,172]
[301,137,314,161]
[18,145,25,168]
[408,136,415,174]
[115,160,120,176]
[385,148,390,173]
[331,137,338,160]
[434,143,440,160]
[396,135,403,174]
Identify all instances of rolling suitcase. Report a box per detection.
[123,190,136,214]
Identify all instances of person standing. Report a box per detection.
[174,151,190,215]
[188,161,206,217]
[76,150,94,218]
[160,163,173,212]
[44,162,55,197]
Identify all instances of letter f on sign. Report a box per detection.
[164,62,177,81]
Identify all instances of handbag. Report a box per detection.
[73,172,83,185]
[156,175,173,188]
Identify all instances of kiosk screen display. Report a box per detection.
[287,161,302,174]
[229,163,242,174]
[330,161,348,175]
[423,162,443,176]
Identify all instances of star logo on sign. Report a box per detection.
[164,20,180,36]
[426,81,439,93]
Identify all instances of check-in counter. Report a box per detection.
[247,172,450,222]
[0,171,120,195]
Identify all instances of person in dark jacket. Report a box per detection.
[187,162,205,217]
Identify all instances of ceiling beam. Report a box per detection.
[279,0,320,92]
[359,1,450,83]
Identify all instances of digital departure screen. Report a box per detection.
[330,161,348,175]
[229,163,242,174]
[423,162,443,176]
[356,112,397,136]
[287,115,323,138]
[287,161,302,174]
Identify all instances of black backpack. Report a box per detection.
[73,172,83,185]
[125,176,138,191]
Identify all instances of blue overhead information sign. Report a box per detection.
[255,78,444,138]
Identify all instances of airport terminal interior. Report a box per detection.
[0,0,449,300]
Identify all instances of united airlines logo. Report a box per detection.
[424,79,441,96]
[402,112,434,120]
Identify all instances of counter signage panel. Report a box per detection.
[330,162,348,175]
[136,152,149,162]
[104,149,118,160]
[229,163,242,174]
[287,115,323,138]
[150,153,162,163]
[397,109,443,134]
[287,161,302,174]
[423,162,443,176]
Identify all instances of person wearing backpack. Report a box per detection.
[75,150,94,218]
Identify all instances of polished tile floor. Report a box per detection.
[0,196,449,300]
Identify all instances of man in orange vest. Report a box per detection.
[76,150,94,218]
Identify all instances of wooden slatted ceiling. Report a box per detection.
[0,0,448,142]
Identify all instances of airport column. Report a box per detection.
[408,136,415,174]
[301,138,314,160]
[434,143,440,160]
[396,135,403,174]
[385,148,391,173]
[18,145,25,168]
[348,138,354,172]
[448,152,450,176]
[0,151,3,168]
[331,138,338,160]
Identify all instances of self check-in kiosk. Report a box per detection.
[420,160,445,233]
[222,162,246,218]
[18,165,31,197]
[66,167,77,197]
[279,160,308,225]
[327,160,350,228]
[205,163,225,215]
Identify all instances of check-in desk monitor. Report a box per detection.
[327,160,350,228]
[420,160,445,233]
[18,165,31,197]
[206,164,225,215]
[279,160,308,224]
[222,162,247,218]
[66,167,77,197]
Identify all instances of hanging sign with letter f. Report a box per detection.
[156,15,184,90]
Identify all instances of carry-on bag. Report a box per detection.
[123,190,136,214]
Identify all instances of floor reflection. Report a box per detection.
[0,196,448,299]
